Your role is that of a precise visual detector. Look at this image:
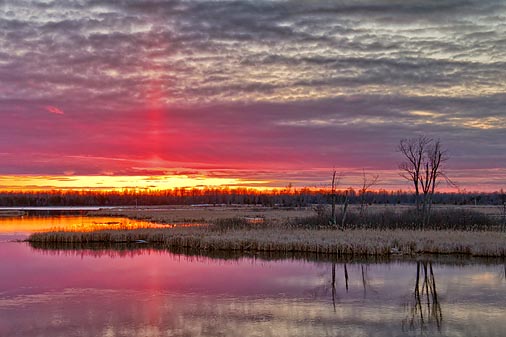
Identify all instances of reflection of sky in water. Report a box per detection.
[0,217,505,337]
[0,242,505,337]
[0,216,165,237]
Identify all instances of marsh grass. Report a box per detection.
[209,217,271,231]
[28,226,506,257]
[27,207,506,257]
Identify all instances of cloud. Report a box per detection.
[0,0,505,189]
[44,105,64,115]
[2,0,505,107]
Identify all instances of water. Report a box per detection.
[0,215,168,241]
[0,206,119,211]
[0,217,505,337]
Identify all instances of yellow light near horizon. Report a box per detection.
[0,175,269,191]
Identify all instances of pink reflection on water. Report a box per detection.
[1,217,506,337]
[0,242,322,298]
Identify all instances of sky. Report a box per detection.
[0,0,505,191]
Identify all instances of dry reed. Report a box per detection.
[28,226,506,257]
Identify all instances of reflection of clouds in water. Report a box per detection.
[447,303,506,321]
[433,266,506,305]
[1,288,505,337]
[0,288,119,308]
[465,271,504,287]
[1,242,506,337]
[272,275,325,288]
[0,290,406,337]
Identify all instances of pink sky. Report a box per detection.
[0,1,505,191]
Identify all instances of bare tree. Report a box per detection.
[341,188,350,228]
[420,139,450,225]
[398,136,452,227]
[331,171,337,225]
[330,170,343,226]
[398,136,431,211]
[359,169,380,215]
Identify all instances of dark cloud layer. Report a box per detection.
[0,0,505,190]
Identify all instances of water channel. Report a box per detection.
[0,216,505,337]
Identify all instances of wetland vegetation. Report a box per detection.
[27,205,506,257]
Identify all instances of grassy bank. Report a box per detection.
[28,242,505,265]
[28,226,506,257]
[27,206,506,257]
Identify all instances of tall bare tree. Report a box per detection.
[330,170,342,226]
[398,136,451,227]
[420,139,449,225]
[398,136,431,211]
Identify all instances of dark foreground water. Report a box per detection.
[0,217,505,337]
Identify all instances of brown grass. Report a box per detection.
[27,205,506,257]
[28,226,506,257]
[88,205,312,225]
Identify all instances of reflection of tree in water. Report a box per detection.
[329,263,374,310]
[403,261,443,334]
[307,262,347,310]
[330,262,348,311]
[331,263,350,303]
[309,262,359,311]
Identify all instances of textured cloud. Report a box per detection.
[0,0,505,190]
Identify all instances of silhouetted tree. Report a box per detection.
[359,169,380,215]
[398,136,452,227]
[398,136,431,211]
[330,170,342,226]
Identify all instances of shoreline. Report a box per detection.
[27,241,506,265]
[27,226,506,257]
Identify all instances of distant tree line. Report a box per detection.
[0,188,504,207]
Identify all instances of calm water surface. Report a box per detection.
[0,216,505,337]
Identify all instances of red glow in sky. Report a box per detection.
[1,1,505,191]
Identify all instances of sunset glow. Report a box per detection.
[0,175,268,191]
[1,1,505,192]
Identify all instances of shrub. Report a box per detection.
[289,207,501,231]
